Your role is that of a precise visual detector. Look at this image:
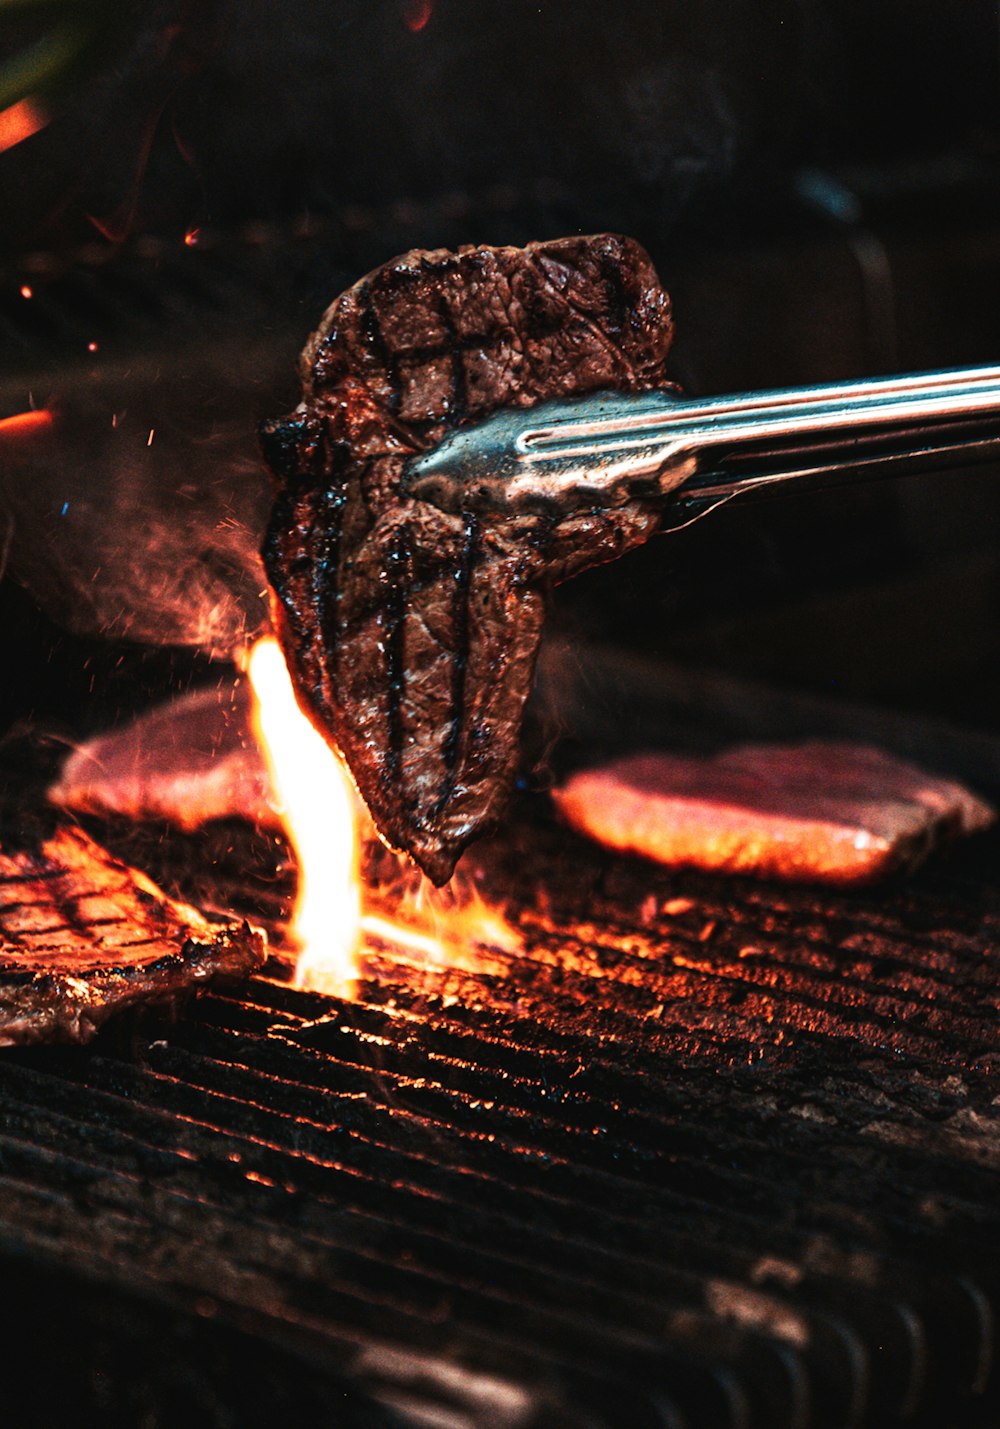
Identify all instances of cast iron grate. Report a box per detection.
[3,228,1000,1425]
[2,788,1000,1428]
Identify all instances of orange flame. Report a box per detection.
[246,637,521,994]
[247,637,361,995]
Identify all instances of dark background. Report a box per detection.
[3,0,1000,744]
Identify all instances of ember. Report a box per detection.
[0,96,48,154]
[0,409,53,439]
[403,0,434,32]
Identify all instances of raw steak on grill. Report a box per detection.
[0,821,265,1046]
[262,235,677,884]
[553,741,996,885]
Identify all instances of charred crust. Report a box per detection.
[0,828,267,1047]
[383,524,412,795]
[264,235,675,881]
[259,414,316,485]
[436,511,480,817]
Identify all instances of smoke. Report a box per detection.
[0,340,276,656]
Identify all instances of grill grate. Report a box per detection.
[2,797,1000,1427]
[2,229,1000,1424]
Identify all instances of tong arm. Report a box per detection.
[404,363,1000,516]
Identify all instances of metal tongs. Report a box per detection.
[404,363,1000,520]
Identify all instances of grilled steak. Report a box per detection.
[50,683,280,831]
[49,680,375,838]
[0,821,265,1046]
[262,235,676,884]
[554,741,996,885]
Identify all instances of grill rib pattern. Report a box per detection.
[3,807,1000,1426]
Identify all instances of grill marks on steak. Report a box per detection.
[262,236,674,883]
[554,742,996,886]
[0,822,265,1046]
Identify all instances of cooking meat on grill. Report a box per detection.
[49,680,375,836]
[554,741,995,885]
[50,683,280,831]
[262,234,678,884]
[0,821,265,1046]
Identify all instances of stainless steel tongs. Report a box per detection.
[404,363,1000,520]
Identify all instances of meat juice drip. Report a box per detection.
[246,638,522,995]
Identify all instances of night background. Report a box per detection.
[2,0,1000,741]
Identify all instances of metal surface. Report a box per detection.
[4,228,1000,1426]
[404,364,1000,517]
[3,760,1000,1426]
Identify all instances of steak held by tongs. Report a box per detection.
[262,235,1000,884]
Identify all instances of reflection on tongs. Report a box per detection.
[404,363,1000,524]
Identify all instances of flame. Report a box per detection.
[247,637,361,995]
[366,875,522,965]
[246,637,521,995]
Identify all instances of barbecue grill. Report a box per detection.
[5,5,1000,1425]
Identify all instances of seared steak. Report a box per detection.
[262,235,676,884]
[554,742,996,885]
[0,822,265,1046]
[50,683,280,831]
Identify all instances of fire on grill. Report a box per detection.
[8,4,1000,1420]
[30,233,999,1014]
[50,633,523,1000]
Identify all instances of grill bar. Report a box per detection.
[2,795,1000,1425]
[0,1062,944,1428]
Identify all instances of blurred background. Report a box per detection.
[2,0,1000,745]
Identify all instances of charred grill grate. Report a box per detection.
[2,795,1000,1428]
[4,232,1000,1425]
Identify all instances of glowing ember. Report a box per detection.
[184,227,200,248]
[19,286,32,300]
[403,0,433,32]
[246,637,522,994]
[0,97,48,154]
[248,637,361,995]
[0,409,53,439]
